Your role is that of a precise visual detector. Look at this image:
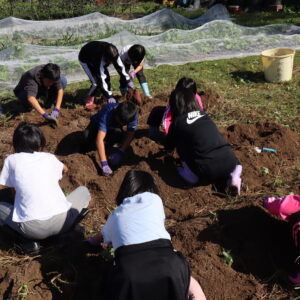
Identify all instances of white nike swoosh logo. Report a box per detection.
[186,115,202,124]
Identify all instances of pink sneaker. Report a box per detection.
[85,96,96,111]
[227,165,242,196]
[288,272,300,285]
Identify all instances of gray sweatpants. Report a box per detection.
[0,186,91,240]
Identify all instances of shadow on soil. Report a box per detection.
[231,71,265,83]
[198,206,296,286]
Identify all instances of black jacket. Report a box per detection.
[165,111,238,183]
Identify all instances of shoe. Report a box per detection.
[288,272,300,285]
[227,165,242,196]
[85,96,96,111]
[19,241,40,255]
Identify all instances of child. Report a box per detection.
[0,122,91,241]
[165,88,242,195]
[87,170,206,300]
[119,44,152,98]
[82,101,138,176]
[14,63,67,125]
[78,41,134,110]
[263,195,300,284]
[147,77,203,137]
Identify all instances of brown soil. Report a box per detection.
[0,92,299,300]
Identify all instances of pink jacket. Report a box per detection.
[162,93,204,134]
[264,195,300,221]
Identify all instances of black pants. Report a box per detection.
[104,239,190,300]
[80,61,111,97]
[119,63,147,89]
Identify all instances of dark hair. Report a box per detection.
[114,101,137,125]
[41,63,60,81]
[175,77,197,94]
[169,88,200,119]
[115,170,159,205]
[128,44,145,65]
[13,122,46,153]
[104,43,119,63]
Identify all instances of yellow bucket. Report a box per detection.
[261,48,295,82]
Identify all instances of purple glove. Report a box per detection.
[42,113,58,126]
[128,81,135,89]
[109,149,124,166]
[101,161,113,176]
[108,97,116,104]
[50,108,60,118]
[130,70,136,79]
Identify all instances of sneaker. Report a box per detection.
[19,241,40,255]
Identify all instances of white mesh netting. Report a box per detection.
[0,4,299,89]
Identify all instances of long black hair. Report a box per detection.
[169,88,200,119]
[128,44,145,66]
[175,77,197,94]
[13,122,46,153]
[115,170,159,206]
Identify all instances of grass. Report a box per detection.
[61,51,300,130]
[1,51,299,132]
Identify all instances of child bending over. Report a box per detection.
[82,101,138,176]
[0,122,91,241]
[88,170,206,300]
[147,77,204,138]
[79,41,134,110]
[165,88,242,195]
[119,44,152,98]
[14,63,67,125]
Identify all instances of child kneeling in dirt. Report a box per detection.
[0,122,91,241]
[147,77,204,138]
[263,194,300,284]
[164,88,242,195]
[14,63,67,125]
[119,44,152,98]
[87,170,206,300]
[82,101,138,176]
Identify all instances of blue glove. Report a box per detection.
[42,113,58,126]
[109,149,124,166]
[128,81,135,89]
[130,70,136,79]
[101,161,113,176]
[108,97,116,104]
[50,108,60,118]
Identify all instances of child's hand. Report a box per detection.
[128,81,135,89]
[50,108,60,118]
[42,113,58,126]
[101,161,113,176]
[130,70,136,79]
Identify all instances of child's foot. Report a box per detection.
[288,272,300,285]
[227,165,242,196]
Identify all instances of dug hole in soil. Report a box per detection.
[0,91,299,300]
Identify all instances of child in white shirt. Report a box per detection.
[0,122,91,240]
[88,169,206,300]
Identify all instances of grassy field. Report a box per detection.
[26,51,298,132]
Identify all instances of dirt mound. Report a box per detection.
[0,92,299,299]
